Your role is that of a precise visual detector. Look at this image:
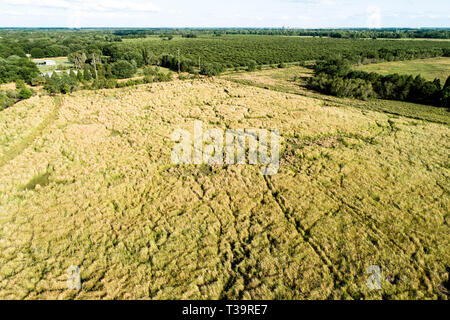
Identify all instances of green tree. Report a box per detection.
[315,58,351,77]
[68,51,87,69]
[18,87,33,99]
[200,63,224,77]
[30,47,45,58]
[83,66,92,81]
[247,60,257,72]
[111,60,137,79]
[441,76,450,108]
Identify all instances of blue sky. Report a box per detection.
[1,0,449,28]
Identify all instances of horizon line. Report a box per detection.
[1,27,449,30]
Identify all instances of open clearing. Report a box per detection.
[354,57,450,83]
[0,76,449,300]
[32,57,73,73]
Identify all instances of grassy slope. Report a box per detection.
[0,78,448,300]
[354,57,450,83]
[223,66,450,125]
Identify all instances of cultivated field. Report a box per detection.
[121,35,450,68]
[354,57,450,83]
[0,77,449,300]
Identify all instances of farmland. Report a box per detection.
[0,74,449,299]
[354,57,450,83]
[118,35,450,68]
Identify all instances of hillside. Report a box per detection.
[0,78,449,299]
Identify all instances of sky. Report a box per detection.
[1,0,449,28]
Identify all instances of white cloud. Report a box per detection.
[5,0,160,13]
[2,0,161,27]
[1,0,449,28]
[366,6,381,28]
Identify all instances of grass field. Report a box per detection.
[223,66,450,125]
[354,57,450,83]
[0,73,448,300]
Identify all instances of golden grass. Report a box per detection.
[223,66,450,125]
[0,78,448,300]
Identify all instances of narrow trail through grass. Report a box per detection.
[223,69,450,125]
[0,96,63,168]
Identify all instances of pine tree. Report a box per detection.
[83,66,92,81]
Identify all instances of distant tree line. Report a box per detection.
[0,29,449,101]
[111,28,450,39]
[307,58,450,108]
[220,29,450,39]
[41,63,175,95]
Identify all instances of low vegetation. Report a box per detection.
[0,81,34,111]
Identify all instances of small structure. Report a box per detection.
[33,60,56,66]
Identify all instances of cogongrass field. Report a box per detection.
[354,57,450,83]
[223,66,450,124]
[0,72,449,300]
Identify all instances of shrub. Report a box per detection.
[315,58,351,77]
[18,87,33,99]
[0,90,16,110]
[200,63,225,77]
[247,60,257,72]
[43,73,79,94]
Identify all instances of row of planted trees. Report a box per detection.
[42,65,175,95]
